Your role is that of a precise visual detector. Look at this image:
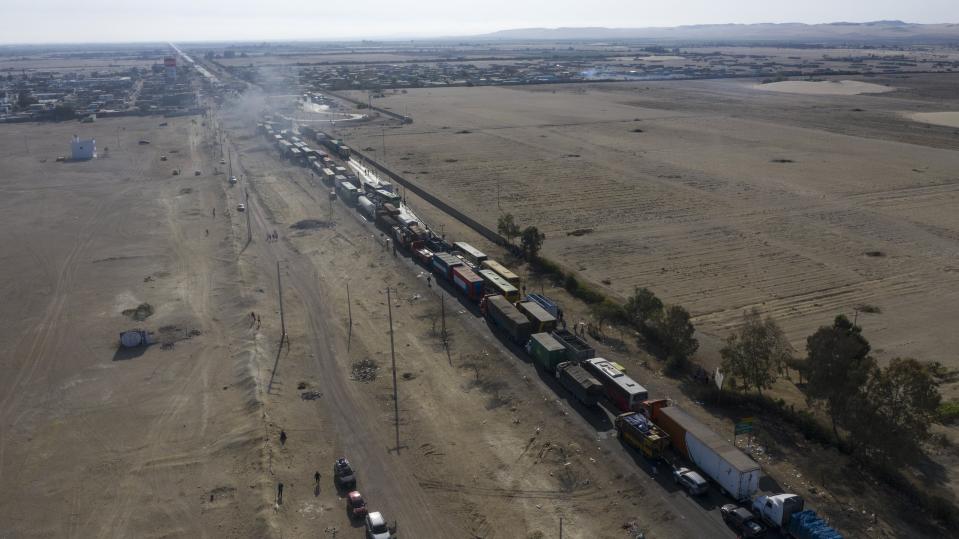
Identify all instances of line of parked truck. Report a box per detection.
[258,117,842,538]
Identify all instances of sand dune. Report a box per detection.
[753,80,894,95]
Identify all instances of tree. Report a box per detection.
[720,309,793,395]
[624,287,663,328]
[805,314,875,439]
[52,104,75,121]
[849,358,941,461]
[658,305,698,372]
[16,90,37,110]
[497,213,520,245]
[520,226,545,260]
[590,300,626,335]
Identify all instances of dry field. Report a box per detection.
[0,116,270,536]
[339,74,959,372]
[0,57,157,73]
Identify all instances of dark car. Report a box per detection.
[333,457,356,489]
[346,490,368,519]
[721,504,767,537]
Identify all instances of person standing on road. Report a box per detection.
[276,482,284,505]
[212,208,215,218]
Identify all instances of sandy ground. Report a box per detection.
[337,75,959,371]
[751,80,895,95]
[908,111,959,128]
[0,116,269,537]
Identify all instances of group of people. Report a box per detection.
[250,311,261,330]
[266,230,279,242]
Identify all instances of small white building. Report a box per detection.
[71,135,96,160]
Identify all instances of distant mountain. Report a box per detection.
[475,21,959,43]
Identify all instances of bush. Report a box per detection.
[938,400,959,425]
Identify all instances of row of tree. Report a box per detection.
[497,213,544,260]
[720,311,942,462]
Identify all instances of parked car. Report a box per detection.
[346,490,368,520]
[721,504,767,537]
[333,457,356,489]
[365,511,391,539]
[673,467,708,495]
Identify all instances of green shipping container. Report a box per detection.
[527,332,568,373]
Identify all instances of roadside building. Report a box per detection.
[70,135,96,160]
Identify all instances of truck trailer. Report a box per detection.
[555,361,603,406]
[432,252,463,281]
[452,266,484,301]
[517,301,558,333]
[644,399,761,501]
[526,332,568,372]
[483,295,531,344]
[615,412,670,460]
[550,329,594,360]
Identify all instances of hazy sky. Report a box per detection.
[1,0,957,44]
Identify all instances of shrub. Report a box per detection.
[938,400,959,425]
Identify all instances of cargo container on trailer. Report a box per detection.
[526,332,568,372]
[432,252,463,281]
[525,293,562,319]
[517,301,558,333]
[452,266,485,301]
[555,362,603,406]
[336,182,360,204]
[482,295,531,344]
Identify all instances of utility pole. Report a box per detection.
[245,196,252,243]
[278,261,287,348]
[386,287,399,453]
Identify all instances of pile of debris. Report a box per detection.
[350,359,379,383]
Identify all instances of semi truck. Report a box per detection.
[615,412,670,460]
[555,361,603,406]
[550,328,594,360]
[482,294,531,344]
[752,494,841,538]
[452,266,485,301]
[643,399,761,502]
[526,332,568,372]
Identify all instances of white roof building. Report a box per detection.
[71,135,96,160]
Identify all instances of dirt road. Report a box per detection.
[218,100,735,538]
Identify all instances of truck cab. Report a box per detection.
[752,493,804,529]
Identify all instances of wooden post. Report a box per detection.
[278,261,286,347]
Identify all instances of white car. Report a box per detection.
[236,203,246,212]
[229,175,237,184]
[365,511,391,539]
